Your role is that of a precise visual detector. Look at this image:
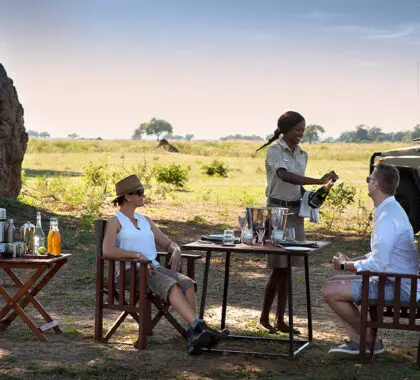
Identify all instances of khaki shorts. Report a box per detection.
[123,266,195,302]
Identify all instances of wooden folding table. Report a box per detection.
[0,254,69,341]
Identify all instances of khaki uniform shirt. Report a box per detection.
[265,137,308,201]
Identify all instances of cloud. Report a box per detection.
[329,23,420,40]
[361,24,419,40]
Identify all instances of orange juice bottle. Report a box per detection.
[47,219,54,253]
[48,218,61,255]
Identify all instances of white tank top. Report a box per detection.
[114,211,160,276]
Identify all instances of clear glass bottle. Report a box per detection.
[34,212,45,252]
[48,218,61,256]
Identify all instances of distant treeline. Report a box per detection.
[336,124,420,143]
[220,134,263,141]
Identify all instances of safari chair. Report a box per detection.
[359,270,420,365]
[94,219,201,349]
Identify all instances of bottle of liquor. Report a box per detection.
[308,179,336,208]
[48,218,61,256]
[34,212,45,252]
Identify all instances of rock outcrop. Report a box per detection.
[0,63,28,198]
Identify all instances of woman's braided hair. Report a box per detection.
[256,111,305,152]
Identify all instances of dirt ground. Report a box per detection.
[0,210,419,379]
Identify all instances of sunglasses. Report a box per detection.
[366,176,377,184]
[130,189,145,196]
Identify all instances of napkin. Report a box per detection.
[298,191,319,223]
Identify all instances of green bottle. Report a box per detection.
[308,179,336,208]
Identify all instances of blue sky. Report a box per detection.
[1,0,419,139]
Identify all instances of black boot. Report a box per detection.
[196,321,230,349]
[186,327,213,355]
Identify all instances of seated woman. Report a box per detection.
[103,174,228,354]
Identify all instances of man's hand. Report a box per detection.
[333,252,349,261]
[168,245,182,272]
[332,256,345,271]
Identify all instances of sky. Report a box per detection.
[1,0,420,140]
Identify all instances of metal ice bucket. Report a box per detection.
[246,206,290,241]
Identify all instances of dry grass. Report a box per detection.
[1,140,419,379]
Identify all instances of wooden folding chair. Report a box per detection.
[359,271,420,365]
[94,219,201,349]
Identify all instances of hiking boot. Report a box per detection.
[196,321,230,349]
[328,339,360,355]
[186,327,213,355]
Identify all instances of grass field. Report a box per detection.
[1,140,419,379]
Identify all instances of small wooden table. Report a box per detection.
[0,254,70,341]
[182,241,329,358]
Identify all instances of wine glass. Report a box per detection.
[238,210,248,231]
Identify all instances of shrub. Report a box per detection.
[155,164,190,188]
[202,160,229,177]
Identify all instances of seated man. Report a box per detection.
[103,174,229,354]
[322,163,420,355]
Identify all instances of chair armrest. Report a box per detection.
[156,251,202,279]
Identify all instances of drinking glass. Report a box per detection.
[271,229,284,245]
[238,210,248,231]
[256,227,266,245]
[240,229,253,245]
[223,229,235,245]
[284,227,296,241]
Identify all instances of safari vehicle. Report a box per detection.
[369,138,420,233]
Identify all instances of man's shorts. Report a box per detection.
[350,277,410,304]
[123,266,195,302]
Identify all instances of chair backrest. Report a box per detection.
[95,219,106,257]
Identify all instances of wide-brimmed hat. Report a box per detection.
[112,174,150,203]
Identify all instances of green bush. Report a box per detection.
[202,160,229,177]
[155,164,190,188]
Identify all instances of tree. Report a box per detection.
[133,118,173,141]
[27,130,39,138]
[354,125,369,141]
[67,133,79,139]
[413,124,420,140]
[132,123,147,140]
[185,134,194,141]
[303,124,325,143]
[39,131,50,138]
[367,126,383,141]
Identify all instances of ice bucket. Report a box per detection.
[246,206,290,241]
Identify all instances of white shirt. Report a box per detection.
[265,137,308,201]
[114,211,160,276]
[354,196,420,300]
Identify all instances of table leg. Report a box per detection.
[0,260,66,333]
[287,255,294,359]
[0,267,45,321]
[199,250,212,319]
[0,283,47,341]
[4,267,62,333]
[221,251,231,330]
[304,255,313,342]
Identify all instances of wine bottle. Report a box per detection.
[308,179,336,208]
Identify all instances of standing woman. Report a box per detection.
[257,111,338,333]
